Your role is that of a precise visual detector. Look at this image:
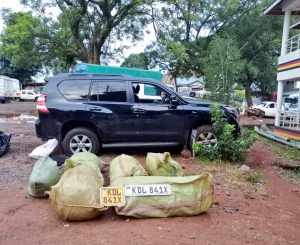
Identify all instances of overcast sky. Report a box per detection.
[0,0,155,65]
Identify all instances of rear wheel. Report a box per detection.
[62,127,100,156]
[189,125,218,149]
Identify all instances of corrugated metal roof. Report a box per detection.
[74,63,163,81]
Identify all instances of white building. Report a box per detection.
[265,0,300,140]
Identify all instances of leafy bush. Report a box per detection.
[194,103,255,163]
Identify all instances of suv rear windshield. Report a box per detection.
[90,81,126,102]
[58,80,90,101]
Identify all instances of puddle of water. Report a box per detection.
[0,113,38,124]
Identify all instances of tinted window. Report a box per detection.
[90,81,126,102]
[58,80,90,101]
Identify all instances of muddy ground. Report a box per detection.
[0,102,300,245]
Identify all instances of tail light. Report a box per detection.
[36,94,49,113]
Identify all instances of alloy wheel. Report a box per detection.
[69,134,93,153]
[196,132,218,147]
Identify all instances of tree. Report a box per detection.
[121,53,149,69]
[21,0,150,64]
[0,12,46,69]
[0,57,40,83]
[146,0,257,77]
[204,35,244,104]
[224,3,282,106]
[0,10,77,73]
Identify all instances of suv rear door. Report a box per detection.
[85,80,136,143]
[129,81,185,144]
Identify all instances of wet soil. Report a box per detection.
[0,102,300,245]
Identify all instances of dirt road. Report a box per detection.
[0,102,299,245]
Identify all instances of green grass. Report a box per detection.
[257,135,300,161]
[291,168,300,179]
[257,135,300,181]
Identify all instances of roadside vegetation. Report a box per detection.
[258,136,300,162]
[193,104,256,163]
[192,103,261,190]
[258,136,300,180]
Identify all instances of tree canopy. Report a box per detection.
[0,0,283,96]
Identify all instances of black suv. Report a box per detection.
[35,73,240,155]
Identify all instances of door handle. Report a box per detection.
[132,108,146,113]
[89,107,102,112]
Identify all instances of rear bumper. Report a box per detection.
[35,117,60,141]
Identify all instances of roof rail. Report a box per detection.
[68,73,132,78]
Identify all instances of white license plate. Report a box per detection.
[124,184,172,197]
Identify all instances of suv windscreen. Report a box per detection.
[58,80,90,101]
[90,81,126,102]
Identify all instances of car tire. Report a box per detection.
[259,111,265,118]
[62,127,100,156]
[189,125,218,149]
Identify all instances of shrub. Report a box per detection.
[194,103,255,163]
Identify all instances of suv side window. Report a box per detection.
[90,81,126,102]
[58,80,90,101]
[132,82,171,104]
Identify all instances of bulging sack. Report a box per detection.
[64,152,104,175]
[28,139,58,159]
[28,156,60,197]
[146,152,184,177]
[111,173,213,218]
[47,165,106,221]
[109,154,147,183]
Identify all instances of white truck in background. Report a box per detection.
[0,75,20,103]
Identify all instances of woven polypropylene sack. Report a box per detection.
[64,152,104,175]
[146,152,184,177]
[111,173,213,218]
[109,154,147,183]
[28,156,60,197]
[47,165,106,221]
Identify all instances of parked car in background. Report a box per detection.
[285,103,299,118]
[35,73,240,156]
[20,90,40,101]
[251,101,284,117]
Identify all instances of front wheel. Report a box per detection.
[62,127,100,156]
[189,125,218,149]
[259,110,265,118]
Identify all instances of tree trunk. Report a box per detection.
[93,40,101,64]
[245,83,253,107]
[87,42,94,64]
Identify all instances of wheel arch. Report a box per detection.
[61,120,101,141]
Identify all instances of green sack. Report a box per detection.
[47,165,106,221]
[64,152,104,175]
[146,152,184,177]
[28,156,60,198]
[111,173,213,218]
[109,154,147,183]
